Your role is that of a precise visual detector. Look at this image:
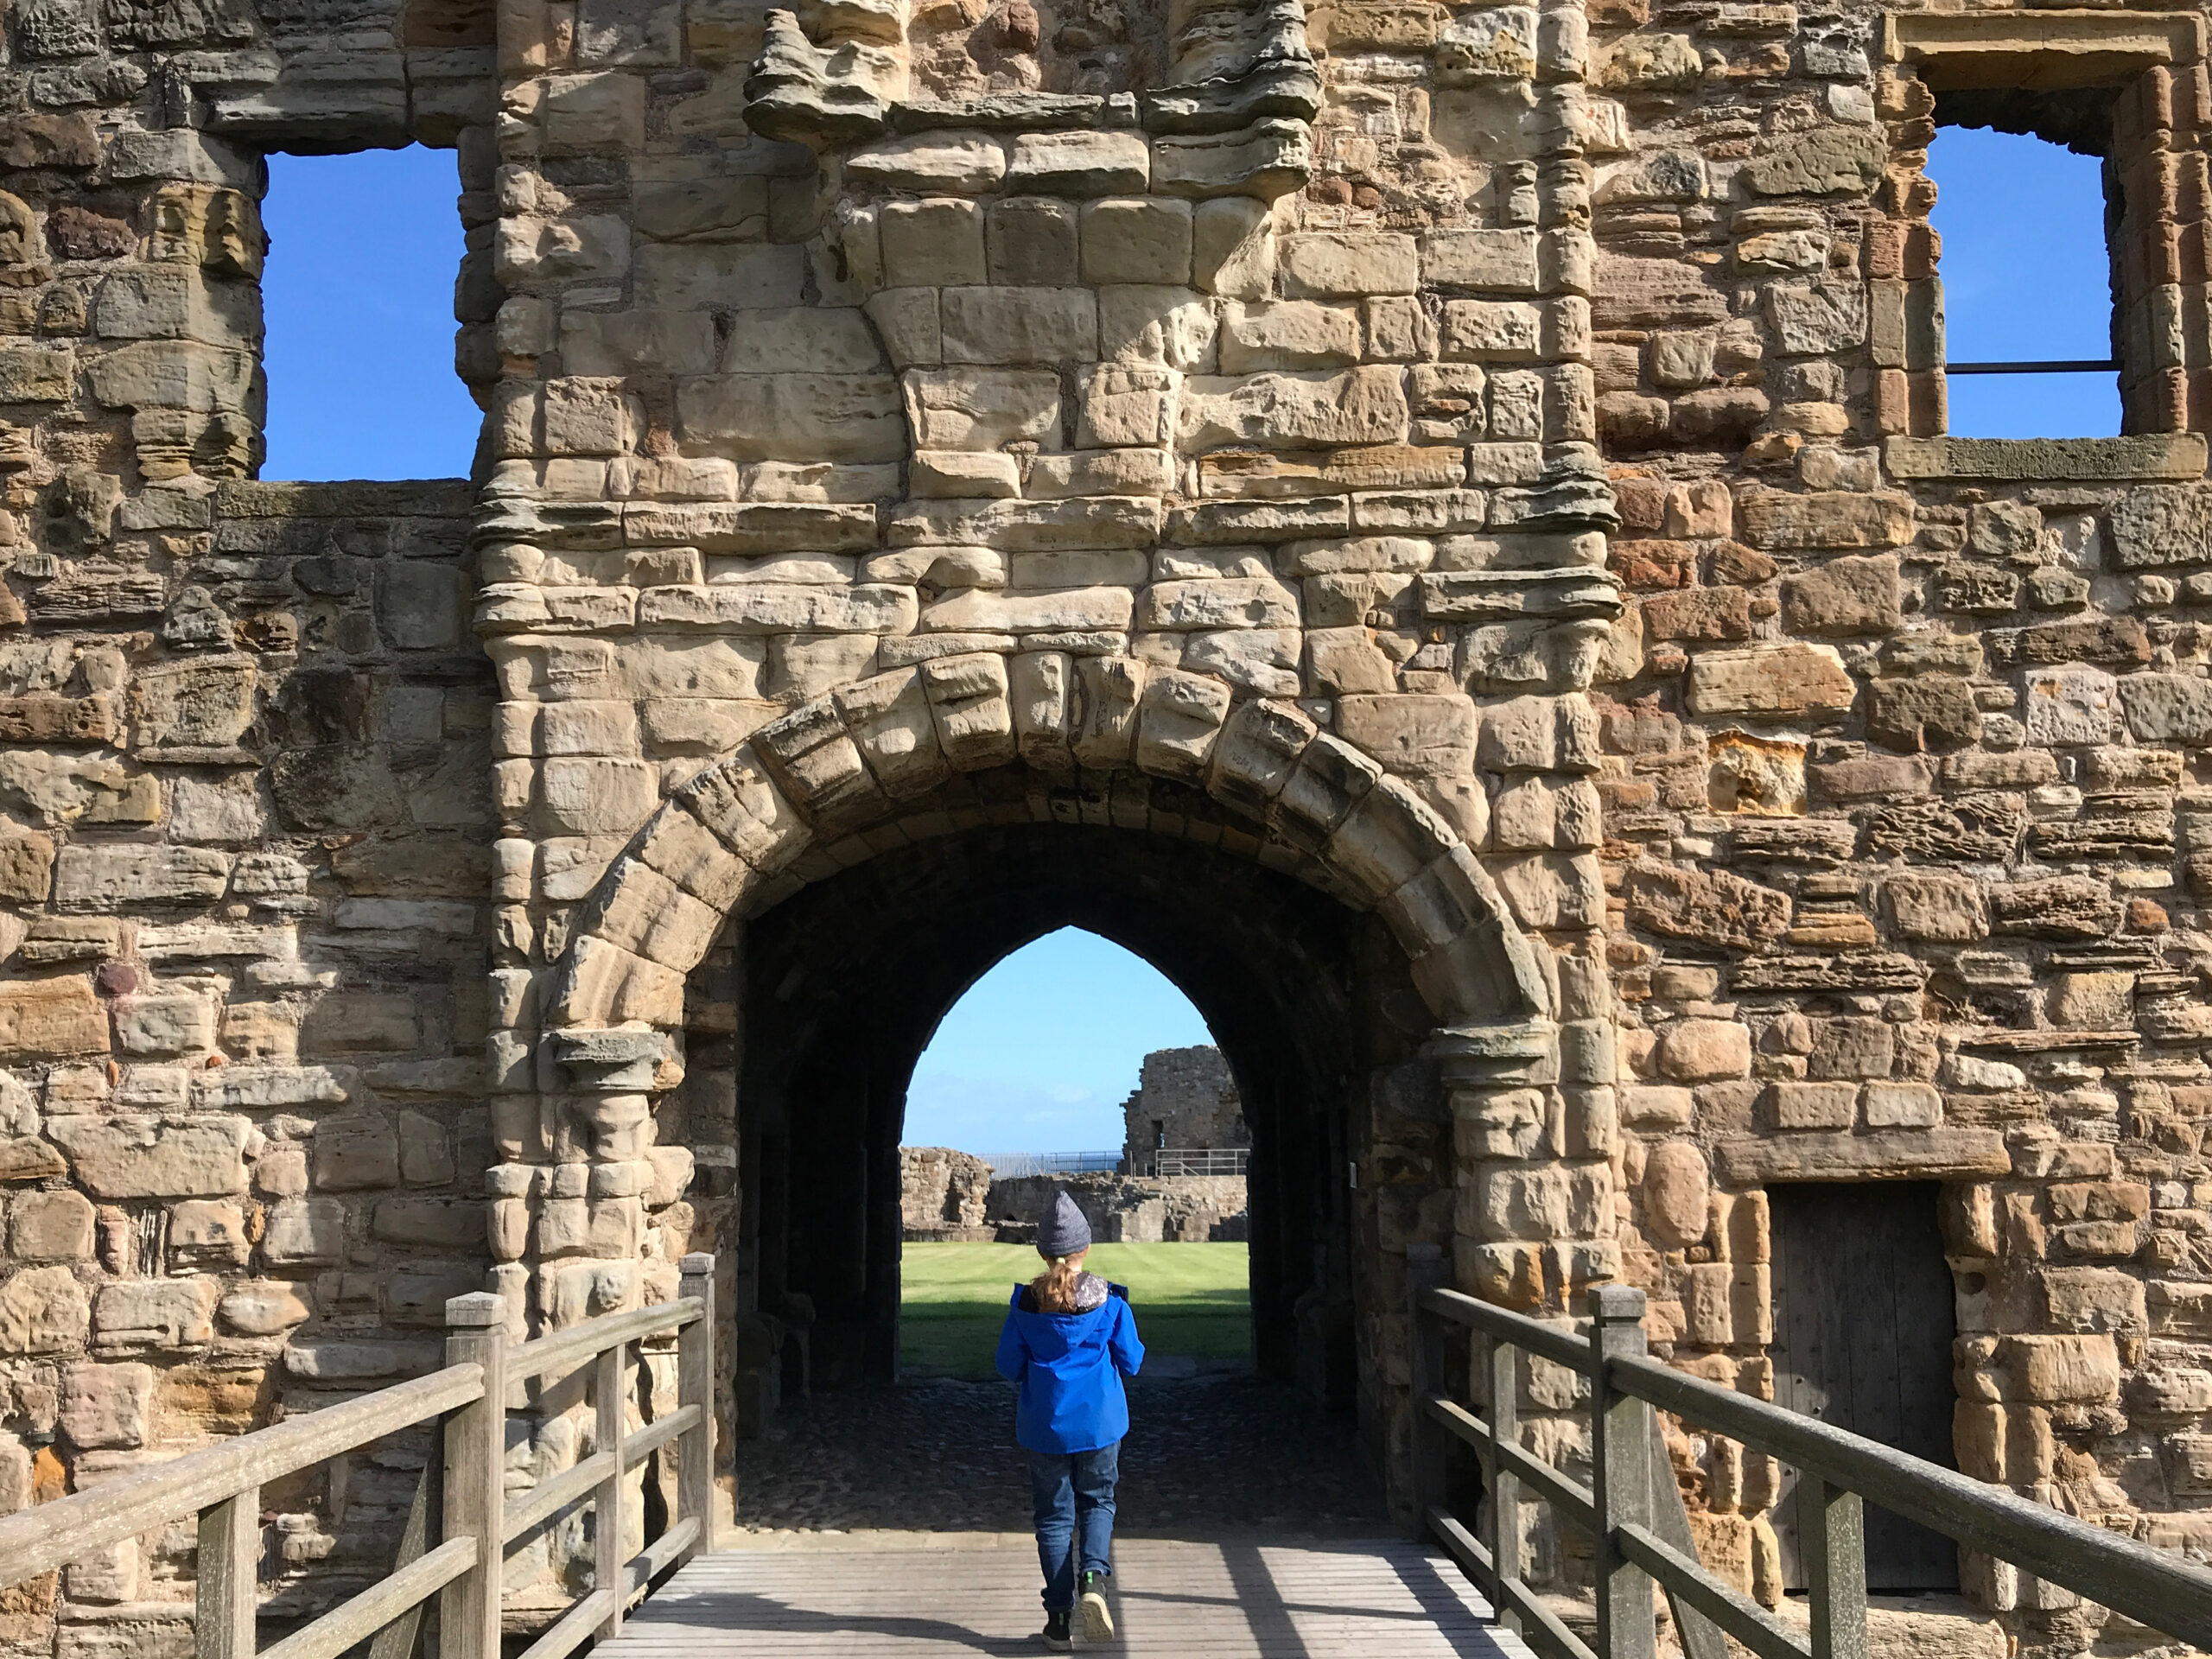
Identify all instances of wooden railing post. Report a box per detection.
[1484,1323,1522,1636]
[677,1253,716,1566]
[441,1293,507,1659]
[196,1490,258,1659]
[1803,1476,1869,1659]
[1406,1244,1447,1537]
[595,1340,628,1639]
[1591,1285,1656,1659]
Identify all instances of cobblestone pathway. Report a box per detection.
[728,1373,1391,1535]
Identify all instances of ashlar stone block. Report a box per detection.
[1080,199,1194,287]
[880,197,987,287]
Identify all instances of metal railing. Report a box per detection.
[0,1254,717,1659]
[1409,1271,2212,1659]
[1146,1147,1250,1177]
[979,1150,1124,1177]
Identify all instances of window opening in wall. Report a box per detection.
[1929,115,2122,438]
[898,927,1252,1371]
[259,146,480,481]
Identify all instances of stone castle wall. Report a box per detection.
[0,0,2208,1651]
[1120,1041,1246,1167]
[898,1142,993,1236]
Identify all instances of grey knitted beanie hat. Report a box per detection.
[1038,1190,1091,1259]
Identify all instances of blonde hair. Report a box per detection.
[1030,1250,1085,1313]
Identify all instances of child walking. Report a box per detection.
[995,1191,1145,1650]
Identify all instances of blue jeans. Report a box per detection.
[1028,1441,1119,1612]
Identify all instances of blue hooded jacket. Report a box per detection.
[995,1280,1146,1453]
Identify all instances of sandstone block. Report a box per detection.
[54,846,229,912]
[904,365,1062,451]
[988,198,1079,285]
[1640,1141,1709,1249]
[92,1276,218,1355]
[1217,301,1361,372]
[1623,862,1789,950]
[1767,1081,1857,1130]
[10,1189,92,1261]
[1336,694,1475,777]
[0,978,107,1063]
[47,1116,250,1199]
[0,1265,88,1354]
[941,286,1098,365]
[1740,492,1912,550]
[848,130,1007,192]
[1782,554,1898,636]
[1279,232,1419,297]
[1006,130,1150,196]
[1080,199,1193,287]
[1866,676,1980,753]
[1440,301,1541,360]
[312,1116,401,1192]
[1658,1020,1751,1083]
[1885,871,1986,941]
[60,1363,153,1451]
[1686,643,1855,717]
[1179,367,1409,451]
[1862,1081,1941,1128]
[1192,197,1274,299]
[1149,119,1311,200]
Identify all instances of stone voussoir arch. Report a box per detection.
[546,651,1555,1049]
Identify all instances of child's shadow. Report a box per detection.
[632,1588,1040,1657]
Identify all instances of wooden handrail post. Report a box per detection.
[595,1339,628,1640]
[1804,1476,1869,1659]
[1484,1326,1522,1636]
[196,1490,258,1659]
[441,1293,507,1659]
[677,1253,716,1566]
[1591,1285,1656,1659]
[1406,1244,1447,1539]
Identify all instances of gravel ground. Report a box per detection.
[728,1372,1391,1536]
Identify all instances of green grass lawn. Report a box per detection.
[900,1243,1251,1378]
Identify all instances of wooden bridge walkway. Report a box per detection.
[603,1534,1537,1657]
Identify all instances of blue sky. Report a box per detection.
[259,148,482,480]
[901,930,1215,1152]
[1929,124,2120,439]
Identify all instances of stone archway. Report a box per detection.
[500,657,1618,1515]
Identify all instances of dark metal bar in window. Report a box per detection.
[1945,359,2120,374]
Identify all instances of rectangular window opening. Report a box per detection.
[258,145,482,483]
[1930,95,2125,439]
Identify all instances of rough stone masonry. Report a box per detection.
[0,0,2209,1652]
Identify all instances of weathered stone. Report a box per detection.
[1624,862,1790,950]
[46,1117,249,1199]
[1640,1141,1710,1249]
[0,1266,87,1355]
[1781,555,1899,636]
[1686,644,1856,716]
[1866,676,1981,753]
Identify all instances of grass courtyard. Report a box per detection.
[899,1242,1252,1378]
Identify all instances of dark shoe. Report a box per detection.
[1079,1573,1115,1643]
[1041,1610,1071,1651]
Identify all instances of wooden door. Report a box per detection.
[1768,1181,1961,1592]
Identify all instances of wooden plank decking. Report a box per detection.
[607,1535,1537,1657]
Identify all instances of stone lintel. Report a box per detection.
[1714,1128,2011,1185]
[1883,434,2208,483]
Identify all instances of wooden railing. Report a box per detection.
[0,1252,717,1659]
[1410,1272,2212,1659]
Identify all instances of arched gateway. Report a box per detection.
[16,0,2212,1643]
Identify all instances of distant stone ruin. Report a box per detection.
[898,1145,995,1240]
[1120,1044,1249,1174]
